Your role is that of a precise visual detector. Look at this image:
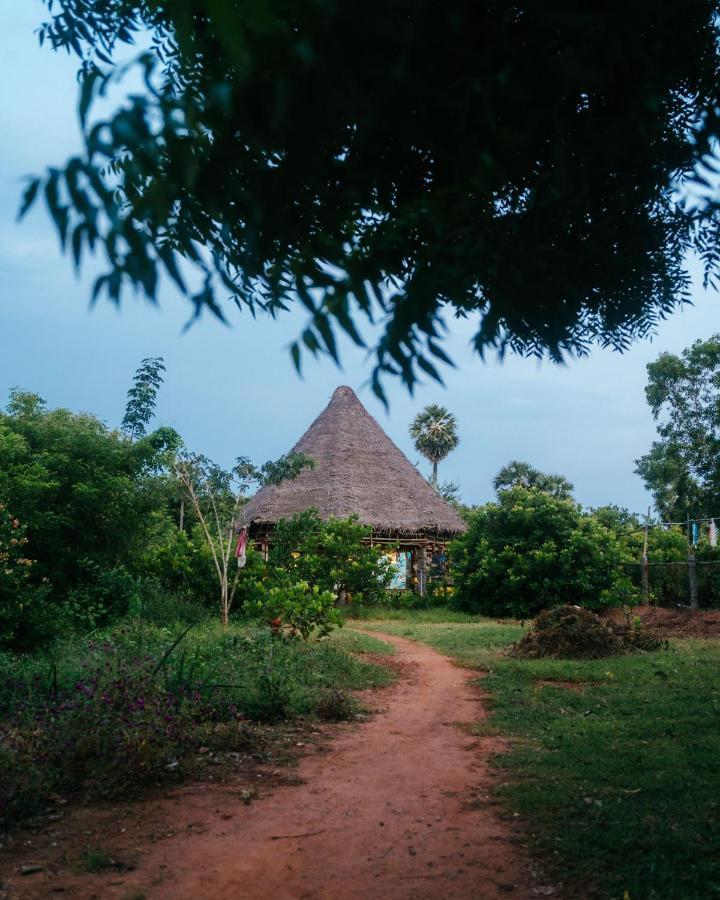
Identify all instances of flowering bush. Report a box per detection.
[0,504,50,649]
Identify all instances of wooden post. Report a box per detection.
[417,546,426,597]
[688,545,699,610]
[641,506,650,605]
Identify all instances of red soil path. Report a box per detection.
[4,632,550,899]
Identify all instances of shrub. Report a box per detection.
[140,525,217,604]
[0,505,52,650]
[251,581,343,639]
[267,510,394,607]
[451,487,636,617]
[63,560,144,630]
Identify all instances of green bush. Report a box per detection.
[267,510,394,607]
[251,581,343,639]
[0,390,180,645]
[140,524,217,604]
[450,487,636,617]
[63,560,144,630]
[0,504,52,650]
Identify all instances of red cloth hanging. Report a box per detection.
[235,527,248,568]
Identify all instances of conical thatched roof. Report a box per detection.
[244,386,467,537]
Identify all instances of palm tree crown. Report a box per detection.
[492,460,574,500]
[409,403,459,487]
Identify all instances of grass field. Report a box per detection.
[359,611,720,900]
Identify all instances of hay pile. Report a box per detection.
[511,605,665,660]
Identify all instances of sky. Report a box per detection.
[1,3,719,515]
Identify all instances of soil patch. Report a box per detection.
[0,634,550,899]
[602,605,720,638]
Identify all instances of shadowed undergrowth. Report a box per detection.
[0,621,394,829]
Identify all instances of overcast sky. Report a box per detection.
[2,3,719,514]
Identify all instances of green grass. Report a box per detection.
[366,614,720,900]
[325,627,397,655]
[348,605,483,624]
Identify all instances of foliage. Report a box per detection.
[0,504,51,650]
[267,510,394,607]
[141,523,218,604]
[450,487,635,617]
[636,335,720,520]
[0,620,393,827]
[372,617,720,900]
[435,479,461,505]
[174,451,314,625]
[121,356,166,440]
[586,504,720,609]
[493,460,574,500]
[0,389,180,644]
[23,4,720,396]
[251,582,343,640]
[409,403,459,485]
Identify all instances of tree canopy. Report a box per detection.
[493,460,574,500]
[636,335,720,520]
[23,2,720,398]
[450,487,631,617]
[121,356,166,440]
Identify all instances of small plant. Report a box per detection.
[315,688,355,721]
[253,581,343,640]
[83,848,118,873]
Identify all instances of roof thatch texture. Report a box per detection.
[243,386,467,537]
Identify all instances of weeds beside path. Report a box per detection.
[0,628,542,899]
[363,613,720,900]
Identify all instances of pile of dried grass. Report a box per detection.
[511,605,665,660]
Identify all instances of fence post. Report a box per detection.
[641,506,650,605]
[688,546,699,610]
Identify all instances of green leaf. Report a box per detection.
[17,178,40,221]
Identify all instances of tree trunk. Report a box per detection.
[432,460,438,487]
[221,573,229,626]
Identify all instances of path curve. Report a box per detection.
[120,630,539,899]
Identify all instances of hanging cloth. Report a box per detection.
[235,527,248,568]
[692,522,700,546]
[710,519,718,548]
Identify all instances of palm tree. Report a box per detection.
[493,460,574,499]
[409,403,459,487]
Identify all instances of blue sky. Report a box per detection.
[1,3,718,513]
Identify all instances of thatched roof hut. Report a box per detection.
[244,386,465,592]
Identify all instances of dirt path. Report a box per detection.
[3,632,547,899]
